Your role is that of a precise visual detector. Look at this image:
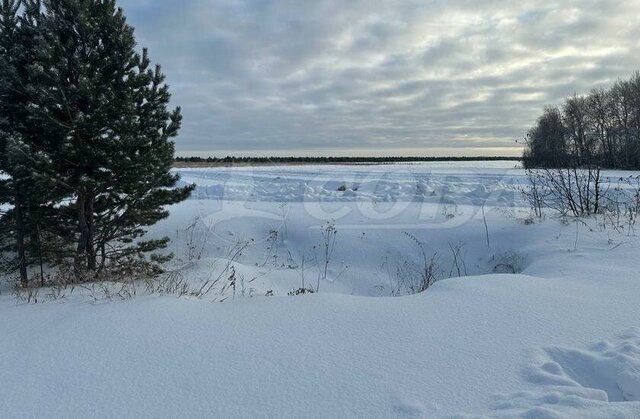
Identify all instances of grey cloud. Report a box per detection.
[119,0,640,155]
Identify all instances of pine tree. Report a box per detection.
[25,0,193,277]
[0,0,30,285]
[0,0,66,285]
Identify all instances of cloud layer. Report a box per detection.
[119,0,640,156]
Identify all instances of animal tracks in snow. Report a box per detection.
[488,329,640,417]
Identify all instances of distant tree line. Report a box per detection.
[175,156,522,165]
[524,72,640,169]
[0,0,192,287]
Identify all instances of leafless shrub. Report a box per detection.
[260,230,279,267]
[193,238,253,299]
[13,233,255,304]
[524,166,605,217]
[387,232,440,296]
[238,273,256,298]
[448,242,468,277]
[299,250,308,292]
[600,175,640,235]
[441,203,459,220]
[13,282,40,304]
[317,220,338,281]
[481,201,491,248]
[115,280,137,300]
[492,249,527,274]
[524,171,544,218]
[219,266,237,300]
[145,270,190,296]
[179,217,211,264]
[519,214,536,225]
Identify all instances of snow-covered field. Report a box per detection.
[3,161,640,418]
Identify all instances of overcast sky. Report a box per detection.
[119,0,640,157]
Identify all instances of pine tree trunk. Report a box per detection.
[76,191,97,273]
[86,193,96,271]
[36,223,45,287]
[75,192,89,277]
[14,194,28,286]
[97,243,106,274]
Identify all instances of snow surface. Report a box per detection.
[2,161,640,418]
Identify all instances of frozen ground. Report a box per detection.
[2,161,640,418]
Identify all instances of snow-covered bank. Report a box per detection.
[2,162,640,418]
[3,273,640,418]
